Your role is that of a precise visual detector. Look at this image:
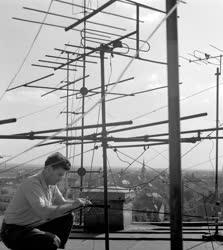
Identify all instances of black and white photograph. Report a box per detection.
[0,0,223,249]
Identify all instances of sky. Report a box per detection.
[0,0,223,176]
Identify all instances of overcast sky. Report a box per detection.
[0,0,223,176]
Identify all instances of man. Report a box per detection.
[0,152,90,250]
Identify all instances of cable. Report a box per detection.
[132,82,223,121]
[115,147,149,175]
[184,154,223,171]
[18,101,65,120]
[181,122,223,158]
[0,0,54,104]
[150,147,211,191]
[107,54,113,86]
[208,140,215,172]
[185,242,209,250]
[0,146,96,175]
[115,149,215,199]
[151,145,217,194]
[115,150,132,166]
[115,149,164,177]
[0,145,65,173]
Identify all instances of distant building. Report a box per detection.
[132,190,165,222]
[139,159,147,183]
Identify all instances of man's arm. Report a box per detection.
[23,182,82,220]
[53,186,91,207]
[52,185,70,205]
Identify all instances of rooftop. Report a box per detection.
[1,222,222,250]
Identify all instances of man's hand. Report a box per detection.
[77,198,92,207]
[72,198,92,209]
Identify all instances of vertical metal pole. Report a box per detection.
[215,67,220,234]
[166,0,182,249]
[66,53,69,158]
[79,0,87,225]
[80,0,87,193]
[136,4,139,58]
[100,47,109,250]
[65,53,70,198]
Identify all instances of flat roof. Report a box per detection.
[0,223,222,250]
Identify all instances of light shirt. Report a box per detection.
[4,171,66,227]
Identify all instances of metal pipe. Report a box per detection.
[38,59,84,68]
[90,77,134,91]
[0,135,92,140]
[82,36,150,53]
[136,4,140,58]
[68,136,223,143]
[7,73,54,91]
[100,93,134,102]
[60,77,134,99]
[25,85,77,91]
[54,48,102,58]
[81,30,112,39]
[14,120,133,135]
[100,47,110,250]
[166,0,182,249]
[41,75,89,97]
[215,67,220,234]
[12,17,81,32]
[108,142,167,148]
[84,28,150,48]
[143,127,223,138]
[0,118,17,125]
[65,0,116,31]
[54,0,144,23]
[98,49,167,65]
[66,141,100,146]
[80,1,87,196]
[23,6,126,31]
[45,55,97,64]
[87,90,134,97]
[82,113,207,139]
[55,31,136,70]
[66,54,69,159]
[106,113,207,134]
[31,63,77,71]
[36,140,64,147]
[91,136,201,143]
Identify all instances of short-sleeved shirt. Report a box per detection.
[4,171,66,227]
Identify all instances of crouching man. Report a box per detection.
[0,152,90,250]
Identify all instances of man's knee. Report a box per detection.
[52,234,61,248]
[44,232,61,250]
[26,231,61,250]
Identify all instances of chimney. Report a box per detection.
[81,186,135,232]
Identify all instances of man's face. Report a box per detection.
[46,166,66,185]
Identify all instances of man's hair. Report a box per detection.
[45,152,71,170]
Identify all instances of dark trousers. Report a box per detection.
[0,213,74,250]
